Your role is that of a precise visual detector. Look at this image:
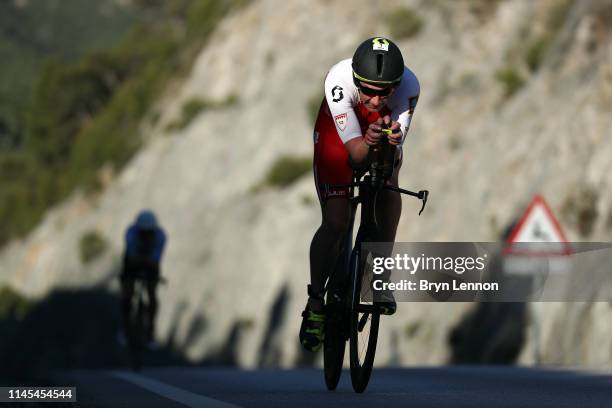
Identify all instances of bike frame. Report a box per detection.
[322,139,428,392]
[125,271,166,370]
[327,163,428,306]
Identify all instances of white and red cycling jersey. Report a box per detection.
[313,58,420,202]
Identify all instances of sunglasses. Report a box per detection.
[358,84,395,97]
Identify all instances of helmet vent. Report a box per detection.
[376,54,384,78]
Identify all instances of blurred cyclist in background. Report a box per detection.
[118,210,167,349]
[300,37,420,352]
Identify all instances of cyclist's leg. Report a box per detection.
[310,98,354,306]
[145,266,160,341]
[372,150,402,314]
[120,271,135,335]
[309,197,351,310]
[310,99,351,300]
[300,99,352,351]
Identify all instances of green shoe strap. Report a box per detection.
[305,328,322,335]
[307,311,325,322]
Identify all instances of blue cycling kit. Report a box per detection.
[124,225,166,262]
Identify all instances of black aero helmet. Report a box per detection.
[352,37,404,86]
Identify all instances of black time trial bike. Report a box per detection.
[322,132,428,393]
[126,271,165,370]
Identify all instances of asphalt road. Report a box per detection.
[55,366,612,408]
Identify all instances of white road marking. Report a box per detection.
[109,370,241,408]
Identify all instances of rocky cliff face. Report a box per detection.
[1,0,612,368]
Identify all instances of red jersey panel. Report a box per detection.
[313,98,390,202]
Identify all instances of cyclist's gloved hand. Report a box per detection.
[364,117,384,146]
[381,115,402,146]
[388,124,402,146]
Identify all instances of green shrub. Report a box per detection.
[262,156,312,189]
[467,0,503,23]
[0,286,32,321]
[237,317,255,329]
[561,186,599,237]
[0,153,52,242]
[186,0,245,36]
[495,67,525,98]
[301,194,316,206]
[166,94,239,131]
[522,0,574,72]
[547,0,574,32]
[79,230,109,264]
[0,285,33,366]
[183,98,210,123]
[265,51,276,68]
[387,7,425,40]
[525,35,552,72]
[404,321,422,339]
[448,134,462,151]
[0,0,246,246]
[0,0,139,151]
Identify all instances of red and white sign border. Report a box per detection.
[503,194,572,257]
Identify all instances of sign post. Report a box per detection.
[502,195,571,364]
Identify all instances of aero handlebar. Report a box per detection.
[327,127,429,215]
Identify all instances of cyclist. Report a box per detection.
[300,37,420,352]
[118,210,167,349]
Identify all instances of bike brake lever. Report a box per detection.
[418,190,429,215]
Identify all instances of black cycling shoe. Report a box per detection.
[299,308,325,352]
[299,285,326,352]
[375,290,397,315]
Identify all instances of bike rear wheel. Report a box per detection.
[127,284,148,371]
[349,247,380,393]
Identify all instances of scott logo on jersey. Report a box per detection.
[331,85,344,102]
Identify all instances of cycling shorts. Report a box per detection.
[121,256,160,282]
[312,99,393,203]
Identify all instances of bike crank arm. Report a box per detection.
[355,304,381,314]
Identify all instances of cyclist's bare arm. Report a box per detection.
[345,117,402,164]
[345,137,370,164]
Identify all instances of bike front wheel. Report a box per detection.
[323,301,346,390]
[349,247,380,393]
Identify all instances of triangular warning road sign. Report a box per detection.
[504,195,572,256]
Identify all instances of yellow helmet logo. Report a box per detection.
[372,37,390,51]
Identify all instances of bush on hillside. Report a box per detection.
[0,286,32,321]
[387,7,425,40]
[561,186,599,238]
[253,156,312,191]
[525,35,552,72]
[166,94,239,131]
[495,67,525,98]
[0,0,246,246]
[79,230,109,264]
